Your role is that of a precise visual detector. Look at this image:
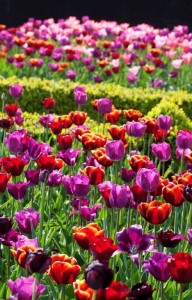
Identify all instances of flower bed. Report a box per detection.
[0,83,191,299]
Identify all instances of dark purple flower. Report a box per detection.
[128,282,154,300]
[151,142,171,161]
[126,121,147,137]
[176,130,192,149]
[27,138,52,160]
[157,229,187,248]
[25,249,51,274]
[93,75,102,83]
[157,115,173,131]
[0,229,19,246]
[142,252,171,281]
[70,198,90,209]
[7,182,30,200]
[57,148,82,166]
[136,168,160,192]
[109,184,134,208]
[74,86,87,105]
[8,276,46,300]
[25,170,40,186]
[97,98,112,114]
[47,170,63,187]
[0,215,12,234]
[70,174,90,198]
[116,225,156,264]
[84,260,113,289]
[121,168,135,183]
[9,84,23,99]
[14,208,40,235]
[106,140,125,161]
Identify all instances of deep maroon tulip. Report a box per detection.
[126,121,147,137]
[142,252,171,281]
[136,168,160,192]
[14,208,40,235]
[7,182,30,200]
[106,140,125,161]
[128,282,154,300]
[0,229,20,246]
[157,229,186,248]
[70,174,90,198]
[151,142,171,161]
[25,170,40,186]
[109,184,134,208]
[25,249,51,273]
[167,252,192,283]
[97,98,112,114]
[121,168,135,183]
[8,276,46,300]
[84,260,113,289]
[157,115,172,131]
[9,84,23,99]
[116,225,156,264]
[176,130,192,149]
[0,215,12,234]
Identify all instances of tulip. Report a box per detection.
[14,236,39,250]
[80,133,107,151]
[89,236,118,263]
[47,170,63,187]
[25,249,51,273]
[136,168,160,192]
[97,98,112,114]
[167,252,192,283]
[162,183,184,206]
[11,245,37,268]
[42,97,55,110]
[0,215,12,234]
[47,254,81,284]
[0,172,11,193]
[121,168,135,183]
[98,181,113,208]
[105,108,121,124]
[176,130,192,149]
[151,142,171,161]
[7,182,30,200]
[188,228,192,245]
[116,225,156,264]
[14,208,40,235]
[109,184,134,208]
[92,147,113,167]
[184,184,192,202]
[39,114,55,128]
[137,200,172,224]
[84,260,113,289]
[128,155,150,172]
[70,174,90,198]
[70,111,87,126]
[8,276,46,300]
[128,282,154,299]
[74,86,87,105]
[57,134,74,150]
[124,109,143,121]
[36,155,64,172]
[79,204,102,221]
[97,281,130,300]
[130,182,149,204]
[157,229,186,248]
[9,84,23,99]
[73,223,105,250]
[25,170,40,186]
[108,125,126,140]
[106,140,125,161]
[142,252,171,281]
[126,121,147,137]
[157,115,172,131]
[81,166,105,185]
[5,104,20,117]
[5,130,29,154]
[2,156,27,176]
[0,229,20,247]
[73,279,94,300]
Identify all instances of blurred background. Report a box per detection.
[0,0,191,29]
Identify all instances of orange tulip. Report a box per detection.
[138,200,172,224]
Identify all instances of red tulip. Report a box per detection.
[89,236,118,263]
[70,111,87,126]
[1,156,27,176]
[128,155,150,172]
[108,125,126,140]
[124,109,143,121]
[57,134,74,150]
[42,98,56,110]
[162,183,184,206]
[81,166,105,185]
[0,172,11,193]
[168,252,192,283]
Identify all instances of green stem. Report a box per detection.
[92,290,97,300]
[39,181,46,245]
[178,284,183,300]
[32,276,37,300]
[61,284,66,300]
[161,281,164,300]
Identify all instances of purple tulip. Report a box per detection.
[150,78,165,88]
[188,228,192,245]
[7,182,30,200]
[176,130,192,149]
[121,168,135,183]
[25,170,40,186]
[0,229,19,246]
[116,225,156,264]
[62,175,73,195]
[136,168,160,192]
[9,84,23,99]
[80,204,102,221]
[27,138,52,160]
[93,75,102,83]
[97,98,112,114]
[66,69,76,80]
[74,86,87,105]
[126,121,147,137]
[127,74,138,83]
[5,130,29,154]
[157,115,173,131]
[70,174,90,198]
[14,208,40,235]
[142,252,171,281]
[109,184,134,208]
[175,148,191,161]
[106,140,125,161]
[71,198,90,209]
[8,276,46,300]
[151,142,171,161]
[57,148,82,166]
[39,114,55,128]
[48,62,59,71]
[47,170,63,187]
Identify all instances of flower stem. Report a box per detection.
[61,284,66,300]
[92,290,97,300]
[32,275,37,300]
[161,281,164,300]
[39,181,46,245]
[178,284,183,300]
